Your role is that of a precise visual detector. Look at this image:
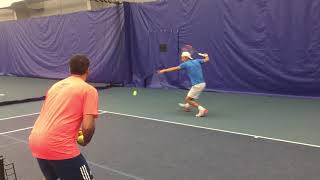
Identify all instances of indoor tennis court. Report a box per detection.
[1,0,320,180]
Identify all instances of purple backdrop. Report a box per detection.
[125,0,320,97]
[0,7,130,83]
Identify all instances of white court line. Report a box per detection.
[0,127,33,135]
[101,110,320,148]
[88,161,145,180]
[0,110,107,122]
[1,134,28,144]
[1,110,320,148]
[0,112,40,121]
[0,111,108,135]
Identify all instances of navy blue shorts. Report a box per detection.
[37,154,93,180]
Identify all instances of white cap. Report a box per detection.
[181,51,193,59]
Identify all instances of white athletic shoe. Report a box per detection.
[179,103,191,112]
[196,107,208,117]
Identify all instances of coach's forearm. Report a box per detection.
[81,115,96,146]
[82,127,95,146]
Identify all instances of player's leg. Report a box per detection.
[178,86,199,111]
[185,83,208,117]
[36,158,59,180]
[52,154,94,180]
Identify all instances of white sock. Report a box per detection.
[198,106,205,111]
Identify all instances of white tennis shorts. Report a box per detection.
[187,83,206,99]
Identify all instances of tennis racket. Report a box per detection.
[181,44,197,55]
[180,44,207,58]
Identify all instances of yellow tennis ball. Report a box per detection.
[77,135,84,145]
[133,90,137,96]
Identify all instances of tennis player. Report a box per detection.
[158,51,209,117]
[29,55,98,180]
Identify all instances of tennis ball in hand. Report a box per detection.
[132,90,137,96]
[77,135,85,145]
[78,130,83,136]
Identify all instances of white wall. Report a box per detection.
[0,0,158,22]
[0,9,15,22]
[121,0,158,2]
[29,0,88,18]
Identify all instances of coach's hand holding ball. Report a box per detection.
[77,130,85,146]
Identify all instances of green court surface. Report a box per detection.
[99,87,320,146]
[1,83,319,147]
[1,85,320,179]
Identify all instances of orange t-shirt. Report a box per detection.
[29,76,98,160]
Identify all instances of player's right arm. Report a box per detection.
[81,115,96,146]
[80,86,99,146]
[158,66,181,74]
[198,53,210,63]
